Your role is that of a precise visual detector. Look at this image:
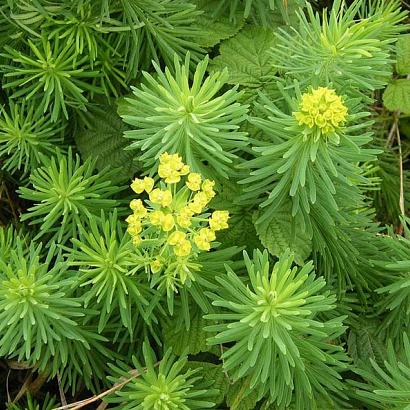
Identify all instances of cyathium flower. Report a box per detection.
[293,87,348,138]
[126,152,229,299]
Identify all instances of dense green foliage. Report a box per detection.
[1,0,410,409]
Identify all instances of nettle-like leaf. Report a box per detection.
[205,249,349,408]
[211,25,276,88]
[106,342,217,409]
[187,361,229,407]
[347,318,386,367]
[193,0,245,48]
[217,208,261,252]
[0,100,66,174]
[274,0,406,98]
[350,333,410,409]
[383,79,410,114]
[253,207,312,265]
[1,35,100,121]
[162,303,215,355]
[210,0,304,26]
[18,149,123,244]
[75,102,137,179]
[226,377,260,410]
[121,53,249,180]
[396,33,410,75]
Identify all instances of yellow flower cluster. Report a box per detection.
[293,87,348,135]
[126,153,229,278]
[158,153,190,183]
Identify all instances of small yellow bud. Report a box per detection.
[209,210,229,231]
[150,210,165,225]
[158,163,181,184]
[180,164,190,175]
[186,173,202,191]
[194,236,210,251]
[150,259,162,273]
[127,221,142,235]
[168,230,186,246]
[149,189,173,207]
[130,199,147,217]
[131,235,141,246]
[174,239,192,257]
[158,153,190,183]
[159,153,184,170]
[143,177,155,193]
[188,192,209,214]
[161,190,172,207]
[201,227,216,241]
[149,188,162,204]
[176,207,193,228]
[125,213,140,224]
[130,178,144,194]
[161,214,175,232]
[202,179,216,200]
[131,177,154,194]
[194,228,216,251]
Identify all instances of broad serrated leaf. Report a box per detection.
[383,79,410,114]
[187,361,229,406]
[209,179,261,251]
[210,26,276,87]
[347,318,386,366]
[218,210,262,252]
[163,305,215,355]
[194,0,245,48]
[396,34,410,75]
[254,209,312,265]
[226,377,259,410]
[75,103,137,179]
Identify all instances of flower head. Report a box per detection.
[149,188,173,207]
[209,210,229,231]
[189,192,210,214]
[131,176,154,194]
[293,87,348,135]
[125,152,229,297]
[130,199,147,217]
[202,179,216,200]
[186,172,202,191]
[176,207,193,228]
[194,228,216,251]
[158,152,190,184]
[150,259,162,274]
